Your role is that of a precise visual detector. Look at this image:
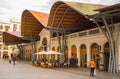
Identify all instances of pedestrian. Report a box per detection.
[13,57,16,65]
[89,59,96,76]
[8,57,12,64]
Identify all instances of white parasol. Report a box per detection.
[35,50,63,55]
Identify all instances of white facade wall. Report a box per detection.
[37,28,51,51]
[23,23,120,70]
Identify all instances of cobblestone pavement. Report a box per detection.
[0,60,119,79]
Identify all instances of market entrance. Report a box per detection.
[71,45,77,58]
[104,42,110,71]
[80,44,87,67]
[91,43,100,68]
[42,37,49,60]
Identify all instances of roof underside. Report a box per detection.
[47,1,104,32]
[3,31,30,45]
[94,3,120,12]
[21,10,49,38]
[93,3,120,24]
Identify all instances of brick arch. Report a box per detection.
[71,45,77,58]
[42,37,47,45]
[80,44,87,67]
[91,43,99,68]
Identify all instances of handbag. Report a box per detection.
[94,68,96,75]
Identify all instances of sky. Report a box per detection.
[0,0,120,22]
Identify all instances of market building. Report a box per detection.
[2,1,120,73]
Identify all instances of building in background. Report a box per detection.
[21,2,120,73]
[2,1,120,73]
[0,18,21,59]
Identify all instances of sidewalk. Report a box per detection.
[54,67,120,79]
[13,60,120,79]
[3,60,120,79]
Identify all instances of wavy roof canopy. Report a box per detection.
[21,10,49,38]
[48,1,104,30]
[93,3,120,24]
[3,31,30,45]
[94,3,120,12]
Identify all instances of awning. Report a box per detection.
[3,31,30,45]
[47,1,104,31]
[21,10,49,38]
[35,50,63,55]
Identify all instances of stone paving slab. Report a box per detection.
[53,67,120,79]
[0,60,120,79]
[0,60,98,79]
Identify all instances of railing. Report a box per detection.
[51,23,119,41]
[70,33,77,38]
[79,31,87,37]
[89,29,100,35]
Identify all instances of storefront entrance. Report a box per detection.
[71,45,77,58]
[91,43,100,68]
[80,44,87,67]
[42,38,49,60]
[104,42,110,71]
[65,47,68,62]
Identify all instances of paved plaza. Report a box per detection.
[0,60,120,79]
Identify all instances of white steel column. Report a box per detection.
[77,45,80,66]
[87,44,91,67]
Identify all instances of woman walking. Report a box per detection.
[13,57,16,65]
[89,59,96,76]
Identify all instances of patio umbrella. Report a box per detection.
[35,50,63,55]
[46,50,63,55]
[35,51,46,55]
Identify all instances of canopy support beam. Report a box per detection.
[56,7,70,64]
[16,44,24,60]
[89,10,120,73]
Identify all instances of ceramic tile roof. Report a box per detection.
[48,1,104,30]
[6,31,22,37]
[29,10,49,26]
[21,10,49,37]
[94,3,120,12]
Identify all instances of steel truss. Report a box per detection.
[89,9,120,73]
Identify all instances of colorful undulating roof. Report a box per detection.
[6,31,22,37]
[94,3,120,12]
[4,1,120,45]
[3,31,30,45]
[93,3,120,26]
[21,10,49,37]
[48,1,104,30]
[64,1,104,15]
[29,10,49,26]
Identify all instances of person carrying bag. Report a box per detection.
[89,59,96,76]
